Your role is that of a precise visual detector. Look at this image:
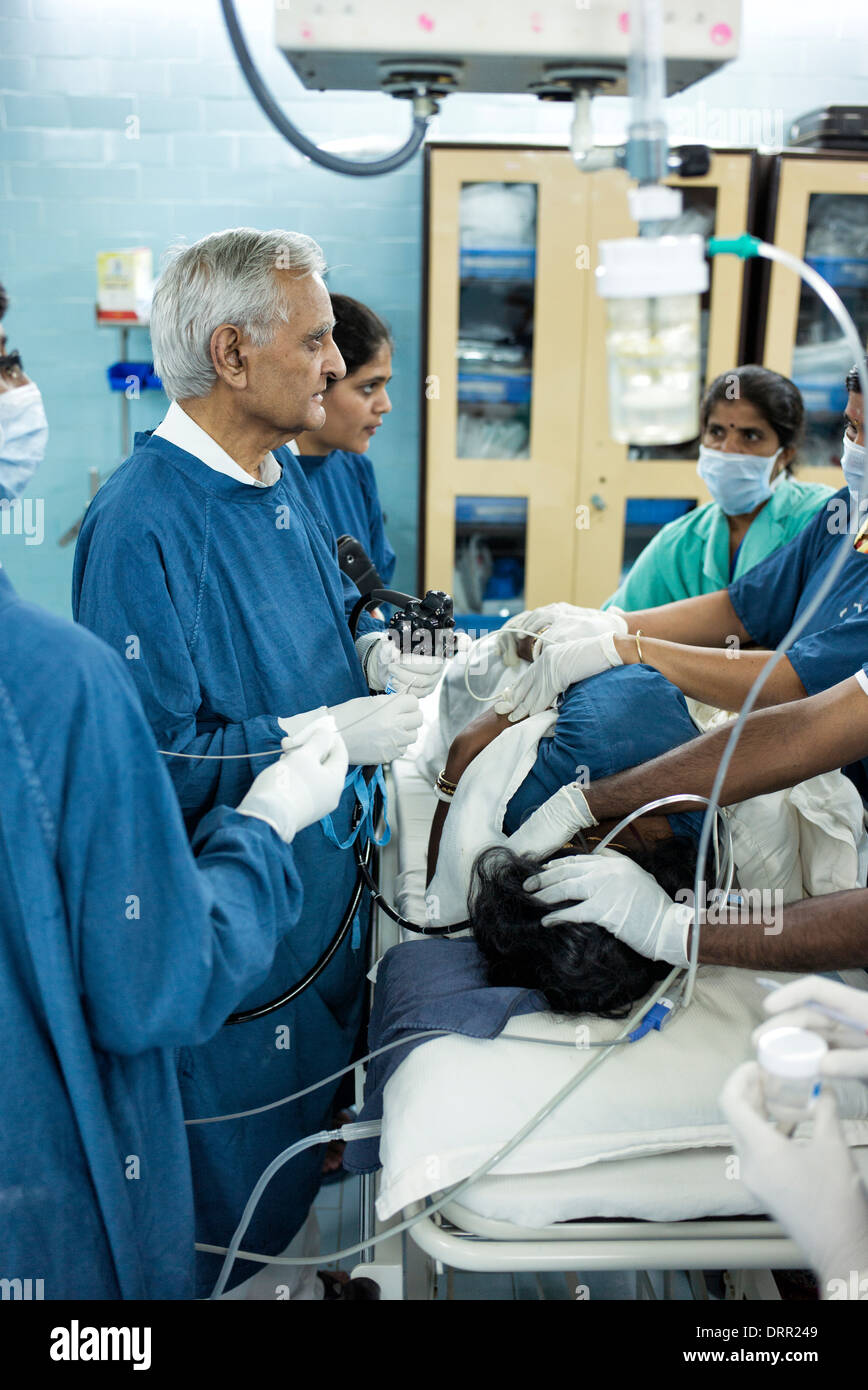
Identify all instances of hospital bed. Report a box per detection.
[349,757,868,1302]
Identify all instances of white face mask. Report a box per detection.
[696,445,783,517]
[842,433,866,499]
[0,382,49,501]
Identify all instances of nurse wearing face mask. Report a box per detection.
[0,283,49,500]
[604,366,832,611]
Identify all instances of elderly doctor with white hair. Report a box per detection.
[73,228,445,1299]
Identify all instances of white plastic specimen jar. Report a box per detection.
[757,1025,828,1127]
[596,234,709,446]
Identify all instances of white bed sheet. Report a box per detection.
[441,1146,868,1228]
[375,968,868,1221]
[377,756,868,1228]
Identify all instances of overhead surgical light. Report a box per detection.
[218,0,742,178]
[224,0,741,443]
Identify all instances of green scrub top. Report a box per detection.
[603,476,834,612]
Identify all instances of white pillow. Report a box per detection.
[375,964,868,1221]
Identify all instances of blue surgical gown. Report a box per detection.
[0,567,303,1299]
[504,664,703,841]
[296,447,397,586]
[727,487,868,796]
[73,434,379,1293]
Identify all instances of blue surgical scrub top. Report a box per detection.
[296,447,397,586]
[72,433,380,1294]
[604,476,832,610]
[503,664,703,841]
[727,487,868,795]
[0,567,303,1299]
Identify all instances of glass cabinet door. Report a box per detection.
[456,182,537,460]
[424,147,589,617]
[793,192,868,470]
[762,155,868,490]
[452,495,528,628]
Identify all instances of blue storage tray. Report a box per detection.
[459,247,536,281]
[455,496,528,526]
[791,378,849,414]
[625,499,695,526]
[107,361,162,391]
[805,255,868,289]
[458,371,532,404]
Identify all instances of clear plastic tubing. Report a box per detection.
[757,1025,828,1130]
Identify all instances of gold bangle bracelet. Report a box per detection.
[436,771,457,795]
[635,630,646,664]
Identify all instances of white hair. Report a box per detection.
[150,227,326,401]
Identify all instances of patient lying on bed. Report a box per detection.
[421,657,867,993]
[422,664,709,1013]
[468,841,689,1016]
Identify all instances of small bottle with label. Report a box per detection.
[757,1025,828,1134]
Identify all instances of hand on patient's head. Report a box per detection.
[521,847,693,968]
[468,846,672,1017]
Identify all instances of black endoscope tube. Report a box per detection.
[225,803,371,1026]
[348,588,418,637]
[224,587,457,1022]
[354,836,467,936]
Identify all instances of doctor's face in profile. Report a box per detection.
[239,271,346,438]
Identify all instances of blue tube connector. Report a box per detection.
[628,996,675,1043]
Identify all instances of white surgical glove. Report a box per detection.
[494,631,623,722]
[237,716,348,843]
[754,976,868,1080]
[720,1062,868,1297]
[496,604,626,667]
[523,852,691,966]
[507,780,598,858]
[532,606,628,658]
[356,630,446,697]
[327,693,422,765]
[276,707,327,740]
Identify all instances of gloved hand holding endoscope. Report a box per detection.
[357,630,446,697]
[327,693,422,765]
[523,852,692,967]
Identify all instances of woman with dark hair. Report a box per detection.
[295,292,397,585]
[605,365,832,611]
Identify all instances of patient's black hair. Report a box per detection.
[468,837,698,1019]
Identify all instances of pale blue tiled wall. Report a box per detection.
[1,0,865,614]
